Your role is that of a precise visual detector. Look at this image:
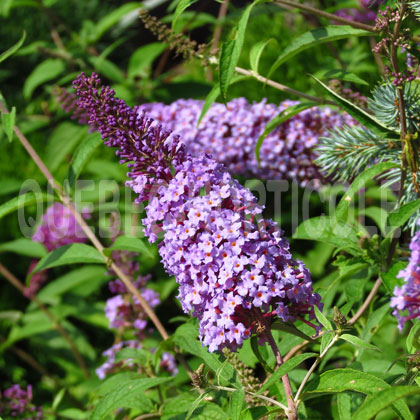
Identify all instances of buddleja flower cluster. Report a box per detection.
[99,237,177,378]
[0,384,42,420]
[26,203,88,297]
[139,98,356,188]
[73,72,322,353]
[391,221,420,330]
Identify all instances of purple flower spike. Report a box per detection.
[391,221,420,330]
[73,73,322,353]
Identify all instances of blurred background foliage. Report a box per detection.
[1,1,411,418]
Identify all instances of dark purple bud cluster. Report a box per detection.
[73,73,322,353]
[0,384,42,420]
[391,221,420,330]
[72,73,186,202]
[138,98,356,188]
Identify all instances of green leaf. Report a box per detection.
[0,31,26,63]
[337,392,352,420]
[251,336,274,373]
[68,133,102,190]
[335,162,399,223]
[185,391,212,420]
[249,38,277,73]
[173,323,241,387]
[230,389,245,420]
[340,334,382,352]
[304,368,412,420]
[92,2,142,43]
[1,106,15,142]
[406,322,420,354]
[388,199,420,230]
[88,56,125,84]
[23,59,65,99]
[172,0,198,29]
[258,353,317,394]
[219,0,265,101]
[382,260,406,294]
[0,238,47,258]
[255,102,317,164]
[293,216,361,254]
[37,266,106,302]
[90,377,171,420]
[268,26,371,77]
[30,244,105,276]
[319,69,369,86]
[103,235,155,260]
[359,206,388,236]
[352,386,420,420]
[52,388,66,412]
[197,74,248,126]
[314,305,333,331]
[128,43,167,79]
[0,192,53,220]
[45,123,86,173]
[114,348,150,365]
[270,320,315,341]
[310,75,400,138]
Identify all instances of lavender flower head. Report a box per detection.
[0,384,42,420]
[391,222,420,330]
[32,202,87,252]
[73,73,322,353]
[138,98,356,188]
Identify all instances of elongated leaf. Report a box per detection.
[258,353,317,394]
[268,26,370,77]
[230,389,245,420]
[340,334,382,352]
[359,206,388,236]
[249,38,277,73]
[251,336,274,373]
[0,192,53,220]
[314,306,332,331]
[337,392,352,420]
[304,368,412,420]
[406,322,420,354]
[31,244,105,276]
[335,162,399,222]
[382,260,405,294]
[185,391,212,420]
[219,0,265,101]
[310,75,400,138]
[103,235,155,259]
[388,199,420,229]
[128,42,167,79]
[270,320,315,341]
[0,238,46,258]
[293,216,361,254]
[197,74,248,126]
[1,106,15,142]
[92,3,142,43]
[172,0,198,29]
[68,133,102,190]
[0,31,26,63]
[353,386,420,420]
[23,59,65,99]
[319,69,369,86]
[255,102,317,164]
[90,377,171,420]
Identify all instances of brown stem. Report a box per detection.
[274,0,376,32]
[255,310,297,420]
[234,66,335,105]
[0,101,194,379]
[0,263,90,379]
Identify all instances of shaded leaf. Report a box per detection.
[23,59,65,99]
[0,31,26,63]
[0,238,46,258]
[388,199,420,230]
[103,235,155,260]
[172,0,198,29]
[0,192,53,220]
[128,42,167,78]
[249,38,277,73]
[230,389,245,420]
[320,69,369,86]
[314,305,333,331]
[406,322,420,354]
[268,26,371,77]
[1,106,15,142]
